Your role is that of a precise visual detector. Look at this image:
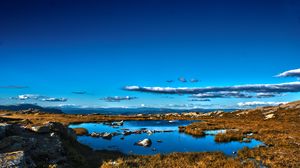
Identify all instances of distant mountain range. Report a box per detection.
[58,106,237,115]
[0,104,63,114]
[0,104,237,115]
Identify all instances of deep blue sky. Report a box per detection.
[0,0,300,108]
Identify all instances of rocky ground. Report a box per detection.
[0,119,77,167]
[0,101,299,168]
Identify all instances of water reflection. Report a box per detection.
[69,120,262,155]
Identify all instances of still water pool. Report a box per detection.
[69,120,262,155]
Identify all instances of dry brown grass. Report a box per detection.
[181,107,300,167]
[180,125,205,137]
[0,112,194,126]
[100,152,258,168]
[214,130,244,142]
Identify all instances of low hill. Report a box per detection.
[0,104,63,114]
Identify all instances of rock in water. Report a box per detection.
[102,133,113,139]
[112,120,124,126]
[136,138,152,147]
[0,151,26,168]
[147,130,153,135]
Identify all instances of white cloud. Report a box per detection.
[124,82,300,94]
[189,98,211,102]
[191,91,252,98]
[256,92,279,98]
[276,68,300,78]
[237,101,288,107]
[178,77,187,82]
[55,104,79,108]
[41,97,67,102]
[11,94,42,100]
[11,94,67,102]
[100,96,137,102]
[18,94,40,100]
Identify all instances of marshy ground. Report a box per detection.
[0,101,299,167]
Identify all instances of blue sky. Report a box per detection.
[0,0,300,109]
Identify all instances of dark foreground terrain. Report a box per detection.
[0,101,299,168]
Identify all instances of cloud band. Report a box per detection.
[124,82,300,95]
